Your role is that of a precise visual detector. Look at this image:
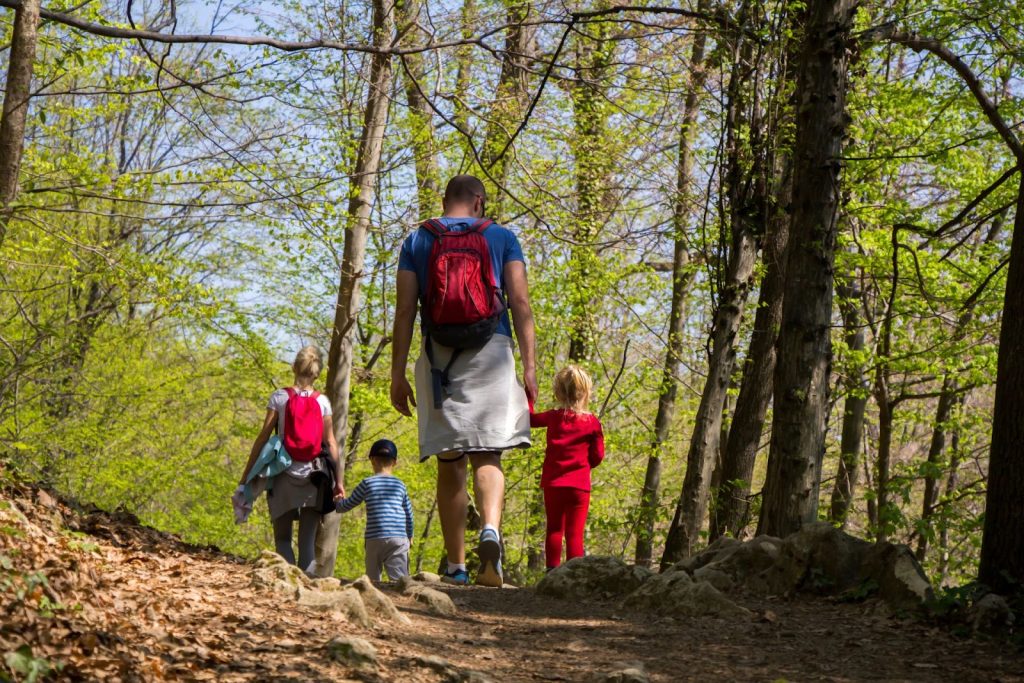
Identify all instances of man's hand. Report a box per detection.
[391,376,417,416]
[523,366,538,406]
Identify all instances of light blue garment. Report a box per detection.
[242,435,292,505]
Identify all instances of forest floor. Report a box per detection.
[2,480,1023,682]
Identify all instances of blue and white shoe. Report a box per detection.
[441,568,469,585]
[475,528,503,587]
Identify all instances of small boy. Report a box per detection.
[335,439,414,581]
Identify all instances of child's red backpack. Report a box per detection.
[419,218,506,407]
[282,388,324,462]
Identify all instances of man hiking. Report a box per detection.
[390,174,537,587]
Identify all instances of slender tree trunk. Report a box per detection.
[828,276,868,526]
[916,375,957,560]
[0,0,41,249]
[661,32,759,566]
[937,419,963,585]
[567,20,615,362]
[397,0,441,217]
[325,0,395,462]
[711,164,792,540]
[634,7,713,566]
[480,1,531,220]
[757,0,857,538]
[979,175,1024,593]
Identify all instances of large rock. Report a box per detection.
[859,543,934,611]
[623,570,750,618]
[536,556,653,600]
[667,523,934,612]
[969,593,1015,634]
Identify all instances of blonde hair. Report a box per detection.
[553,365,593,414]
[292,345,323,384]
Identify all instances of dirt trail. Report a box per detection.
[2,484,1022,682]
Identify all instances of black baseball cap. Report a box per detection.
[369,439,398,461]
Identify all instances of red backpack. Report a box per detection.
[282,388,324,462]
[420,218,506,407]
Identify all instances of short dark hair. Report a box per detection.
[444,174,486,205]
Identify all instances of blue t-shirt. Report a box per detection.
[397,217,525,337]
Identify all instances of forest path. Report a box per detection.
[2,484,1022,682]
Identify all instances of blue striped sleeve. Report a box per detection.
[336,479,368,513]
[404,491,414,539]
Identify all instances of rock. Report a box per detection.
[624,571,750,618]
[397,576,457,615]
[325,636,377,668]
[536,556,653,600]
[692,566,735,592]
[297,585,371,627]
[785,522,871,594]
[672,535,742,574]
[414,571,441,583]
[859,543,934,611]
[413,655,453,673]
[352,575,411,624]
[969,593,1015,634]
[410,585,458,616]
[589,664,649,682]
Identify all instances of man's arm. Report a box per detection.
[504,260,538,404]
[390,270,419,416]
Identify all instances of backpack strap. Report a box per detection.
[424,334,462,410]
[467,218,493,233]
[420,218,449,237]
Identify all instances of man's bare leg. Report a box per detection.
[437,455,469,570]
[471,451,504,586]
[470,452,504,529]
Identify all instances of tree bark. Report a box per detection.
[567,18,615,363]
[635,8,713,568]
[480,1,531,220]
[710,162,792,541]
[915,375,957,560]
[325,0,395,462]
[756,0,856,538]
[979,175,1024,593]
[397,0,441,218]
[660,29,759,566]
[828,277,868,526]
[0,0,41,249]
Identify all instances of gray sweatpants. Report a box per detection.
[365,537,410,581]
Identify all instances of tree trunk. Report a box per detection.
[634,7,714,566]
[916,375,957,560]
[325,0,395,461]
[979,175,1024,593]
[0,0,41,248]
[711,163,792,541]
[567,19,615,362]
[397,0,441,217]
[757,0,856,538]
[828,276,868,526]
[937,419,963,585]
[480,1,531,220]
[660,31,759,566]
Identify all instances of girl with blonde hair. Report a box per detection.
[239,346,342,573]
[529,365,605,569]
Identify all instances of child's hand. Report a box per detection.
[333,484,345,501]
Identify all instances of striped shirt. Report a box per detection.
[336,474,414,540]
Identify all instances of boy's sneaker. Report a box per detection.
[441,568,469,586]
[475,528,503,587]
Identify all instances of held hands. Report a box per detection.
[333,483,345,502]
[523,367,538,406]
[390,376,416,416]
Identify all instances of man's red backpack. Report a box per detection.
[282,388,324,462]
[420,218,506,407]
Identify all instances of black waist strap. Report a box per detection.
[424,335,462,409]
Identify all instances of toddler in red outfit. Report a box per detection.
[530,365,605,570]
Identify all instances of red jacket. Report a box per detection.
[529,407,605,490]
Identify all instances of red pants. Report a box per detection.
[544,486,590,569]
